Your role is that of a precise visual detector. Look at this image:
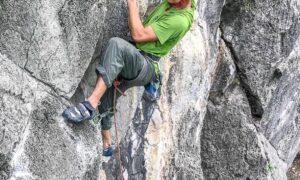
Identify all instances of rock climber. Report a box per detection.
[62,0,195,156]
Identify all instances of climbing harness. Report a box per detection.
[140,51,162,102]
[91,109,112,126]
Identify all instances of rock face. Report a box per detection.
[0,54,100,179]
[1,0,300,180]
[0,0,105,179]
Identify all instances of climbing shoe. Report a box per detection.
[62,101,96,123]
[102,145,114,157]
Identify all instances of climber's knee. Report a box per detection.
[108,37,126,47]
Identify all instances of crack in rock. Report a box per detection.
[220,28,264,119]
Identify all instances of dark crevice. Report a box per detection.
[26,0,39,56]
[57,0,69,31]
[24,22,37,68]
[58,0,69,16]
[288,153,300,179]
[0,129,5,146]
[220,27,264,119]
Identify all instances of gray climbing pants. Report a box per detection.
[95,37,155,130]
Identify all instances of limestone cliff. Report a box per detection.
[0,0,300,180]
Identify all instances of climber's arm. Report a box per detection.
[127,0,158,43]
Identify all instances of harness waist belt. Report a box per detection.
[139,50,160,62]
[121,57,148,86]
[128,40,161,62]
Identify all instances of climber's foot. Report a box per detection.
[102,145,114,157]
[62,101,96,123]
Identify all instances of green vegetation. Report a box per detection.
[266,162,277,173]
[242,0,252,12]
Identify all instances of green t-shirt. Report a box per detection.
[136,0,195,57]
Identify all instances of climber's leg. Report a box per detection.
[95,37,150,88]
[63,36,155,155]
[96,36,155,118]
[101,129,113,156]
[87,76,107,108]
[95,37,155,155]
[62,37,146,122]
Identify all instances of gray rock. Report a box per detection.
[221,0,300,169]
[1,0,300,179]
[0,0,106,97]
[220,0,300,117]
[201,40,287,180]
[0,54,100,179]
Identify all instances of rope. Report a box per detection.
[113,80,125,180]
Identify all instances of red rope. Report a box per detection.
[113,80,125,180]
